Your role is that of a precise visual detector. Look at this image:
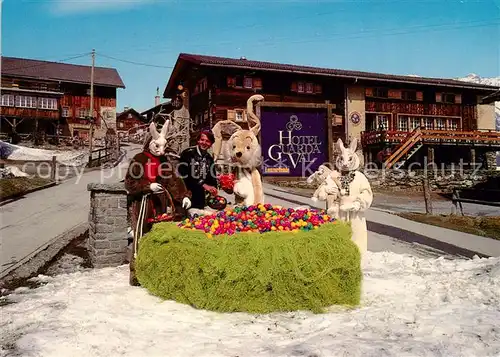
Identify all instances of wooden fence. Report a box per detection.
[87,147,114,168]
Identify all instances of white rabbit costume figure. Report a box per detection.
[334,138,373,255]
[307,164,342,219]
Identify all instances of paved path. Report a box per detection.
[262,183,500,258]
[0,145,142,279]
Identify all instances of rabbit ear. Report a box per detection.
[335,138,345,153]
[349,137,358,152]
[160,119,170,137]
[149,122,159,140]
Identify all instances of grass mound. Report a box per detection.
[0,177,54,201]
[136,221,361,313]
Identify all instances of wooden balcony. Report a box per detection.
[0,106,60,120]
[361,128,500,148]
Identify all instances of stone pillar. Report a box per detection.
[485,151,498,170]
[87,183,129,268]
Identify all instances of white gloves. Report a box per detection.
[340,201,361,212]
[182,197,191,209]
[150,183,163,192]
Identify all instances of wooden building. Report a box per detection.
[1,56,125,141]
[161,53,500,175]
[116,107,147,137]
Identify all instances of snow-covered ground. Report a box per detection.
[0,141,88,167]
[1,252,499,357]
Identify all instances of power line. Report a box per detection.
[96,53,174,69]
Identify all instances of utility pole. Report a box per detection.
[88,49,95,157]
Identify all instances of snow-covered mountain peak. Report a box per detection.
[456,73,500,87]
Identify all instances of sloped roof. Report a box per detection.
[164,53,499,97]
[481,89,500,104]
[117,108,147,121]
[1,56,125,88]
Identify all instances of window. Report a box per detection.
[297,82,304,93]
[243,77,253,89]
[402,91,417,101]
[235,110,245,122]
[62,107,70,117]
[376,115,389,130]
[449,119,458,130]
[78,108,89,118]
[39,84,48,91]
[119,122,124,128]
[398,117,408,131]
[441,93,456,104]
[39,98,57,110]
[1,94,14,106]
[424,118,434,130]
[409,117,421,130]
[436,118,446,130]
[235,76,243,87]
[373,88,388,98]
[305,82,313,93]
[16,96,37,108]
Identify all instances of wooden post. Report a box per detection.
[470,148,476,169]
[422,173,433,215]
[427,146,434,164]
[326,100,333,163]
[51,155,57,182]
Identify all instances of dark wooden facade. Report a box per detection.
[162,53,499,169]
[116,108,147,134]
[1,56,124,140]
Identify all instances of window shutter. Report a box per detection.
[227,77,236,88]
[253,78,262,90]
[227,109,236,121]
[313,84,322,94]
[388,89,401,99]
[416,91,423,101]
[435,93,442,103]
[291,82,298,92]
[455,94,462,104]
[365,88,374,97]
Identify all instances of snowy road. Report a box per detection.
[1,252,499,357]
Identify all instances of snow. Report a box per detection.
[1,252,499,357]
[456,73,500,88]
[0,141,88,167]
[0,166,30,178]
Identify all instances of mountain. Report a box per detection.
[455,74,500,131]
[455,73,500,88]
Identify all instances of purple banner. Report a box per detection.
[260,109,328,176]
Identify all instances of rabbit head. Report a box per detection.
[306,164,332,185]
[148,120,170,156]
[335,138,360,172]
[212,95,264,168]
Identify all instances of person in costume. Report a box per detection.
[125,121,192,286]
[178,130,218,210]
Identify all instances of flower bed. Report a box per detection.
[136,205,361,314]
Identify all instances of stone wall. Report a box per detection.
[266,169,500,193]
[87,183,129,268]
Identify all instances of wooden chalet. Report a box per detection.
[161,53,500,174]
[1,56,125,141]
[116,107,148,137]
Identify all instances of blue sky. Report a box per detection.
[2,0,499,113]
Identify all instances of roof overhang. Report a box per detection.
[481,89,500,104]
[201,62,499,91]
[163,53,499,96]
[0,86,65,96]
[1,73,126,89]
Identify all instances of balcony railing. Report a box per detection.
[361,128,500,147]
